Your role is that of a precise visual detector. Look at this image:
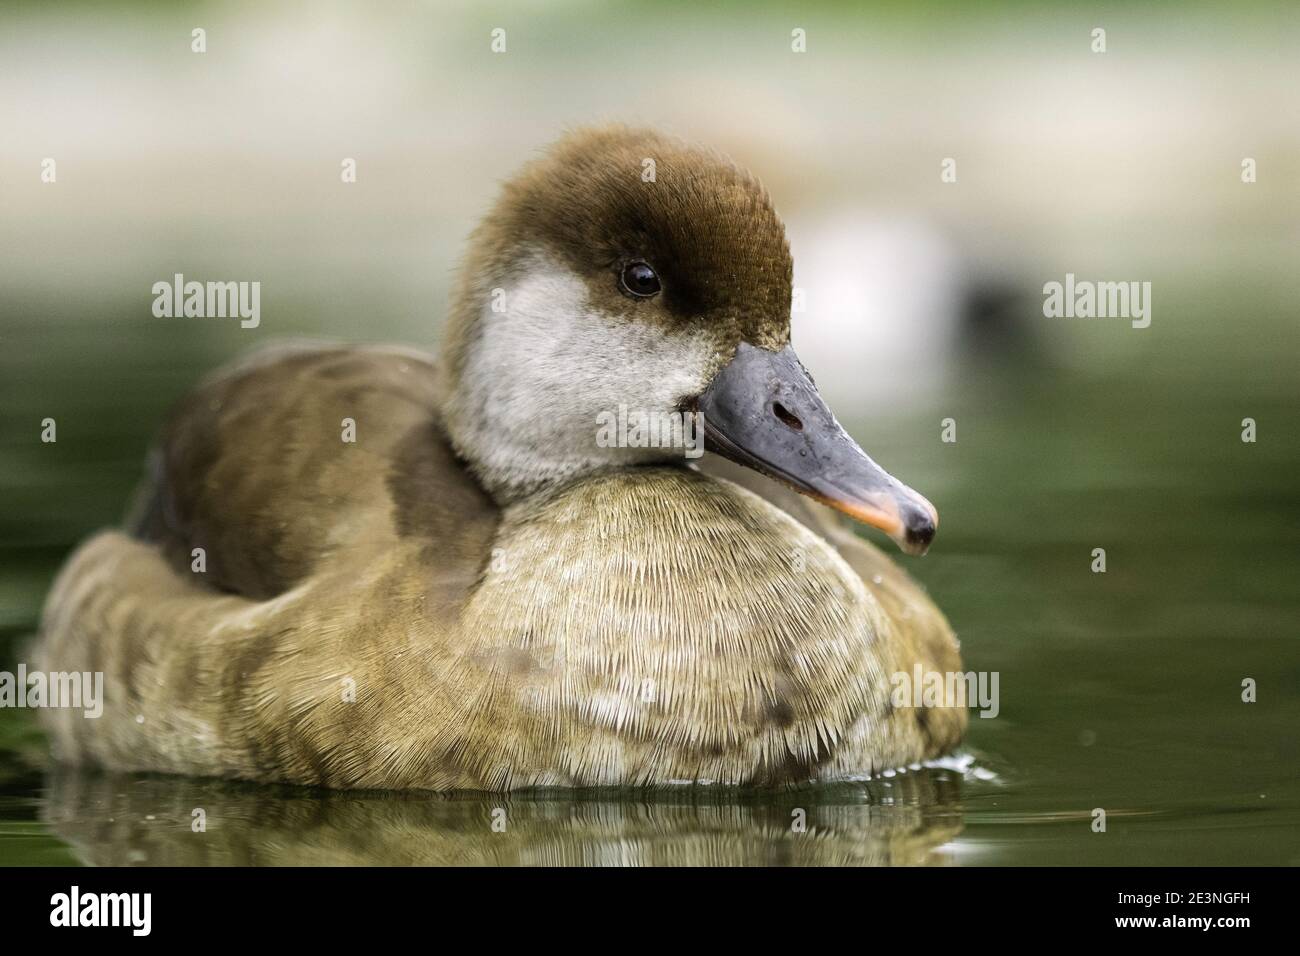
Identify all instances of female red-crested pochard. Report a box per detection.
[36,127,965,790]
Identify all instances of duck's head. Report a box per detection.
[439,126,938,555]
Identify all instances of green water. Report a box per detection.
[1,278,1298,866]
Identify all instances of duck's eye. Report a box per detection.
[620,260,661,298]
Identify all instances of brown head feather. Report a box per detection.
[441,126,792,393]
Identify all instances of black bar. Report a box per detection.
[0,866,1282,941]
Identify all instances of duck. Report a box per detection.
[35,126,966,791]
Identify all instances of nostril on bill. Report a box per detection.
[772,402,803,431]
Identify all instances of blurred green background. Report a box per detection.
[1,0,1297,865]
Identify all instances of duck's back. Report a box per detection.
[37,345,503,785]
[130,343,498,601]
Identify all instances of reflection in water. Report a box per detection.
[43,766,965,866]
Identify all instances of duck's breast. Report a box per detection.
[451,466,921,786]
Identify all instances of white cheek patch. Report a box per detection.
[451,252,718,498]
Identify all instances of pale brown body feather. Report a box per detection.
[36,344,964,790]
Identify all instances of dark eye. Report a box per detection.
[620,260,661,298]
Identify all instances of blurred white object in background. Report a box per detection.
[787,213,967,411]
